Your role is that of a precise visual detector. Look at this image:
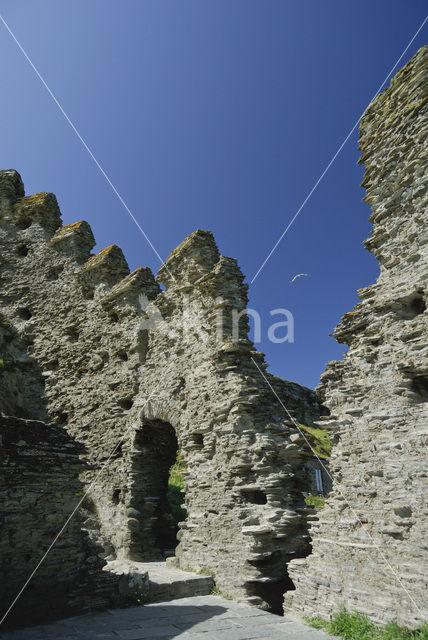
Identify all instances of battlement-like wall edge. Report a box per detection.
[0,168,322,617]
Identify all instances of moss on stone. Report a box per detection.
[82,245,121,271]
[304,493,326,509]
[167,451,187,524]
[0,356,15,370]
[0,313,16,342]
[62,221,87,232]
[21,192,49,205]
[298,424,332,459]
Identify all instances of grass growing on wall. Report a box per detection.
[0,313,17,371]
[0,313,16,341]
[299,423,332,459]
[0,355,15,371]
[306,609,428,640]
[304,493,326,508]
[167,451,187,524]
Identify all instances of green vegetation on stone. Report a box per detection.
[167,451,187,524]
[0,313,17,345]
[298,423,332,459]
[306,609,428,640]
[211,586,233,600]
[304,493,326,508]
[0,313,11,330]
[0,356,15,370]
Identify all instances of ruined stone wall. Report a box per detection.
[0,414,122,628]
[0,170,321,612]
[0,314,47,420]
[285,46,428,627]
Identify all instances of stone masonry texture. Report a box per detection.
[0,414,120,628]
[0,167,321,619]
[284,46,428,627]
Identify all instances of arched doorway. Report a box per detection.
[128,419,184,561]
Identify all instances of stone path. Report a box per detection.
[1,595,335,639]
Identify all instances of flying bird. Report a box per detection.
[291,273,309,283]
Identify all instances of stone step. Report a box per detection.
[140,560,215,602]
[104,558,214,605]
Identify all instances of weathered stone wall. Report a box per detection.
[0,414,122,628]
[0,311,47,420]
[0,170,321,612]
[284,46,428,627]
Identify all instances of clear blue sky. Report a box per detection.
[0,1,426,389]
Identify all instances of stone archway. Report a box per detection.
[127,419,182,561]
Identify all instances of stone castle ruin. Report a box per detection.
[285,45,428,627]
[0,46,427,630]
[0,171,322,623]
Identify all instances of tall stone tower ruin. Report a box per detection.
[285,45,428,628]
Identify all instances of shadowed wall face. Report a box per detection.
[128,419,179,559]
[284,46,428,628]
[0,415,118,629]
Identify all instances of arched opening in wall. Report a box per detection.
[129,419,186,561]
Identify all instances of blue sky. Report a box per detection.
[0,1,426,389]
